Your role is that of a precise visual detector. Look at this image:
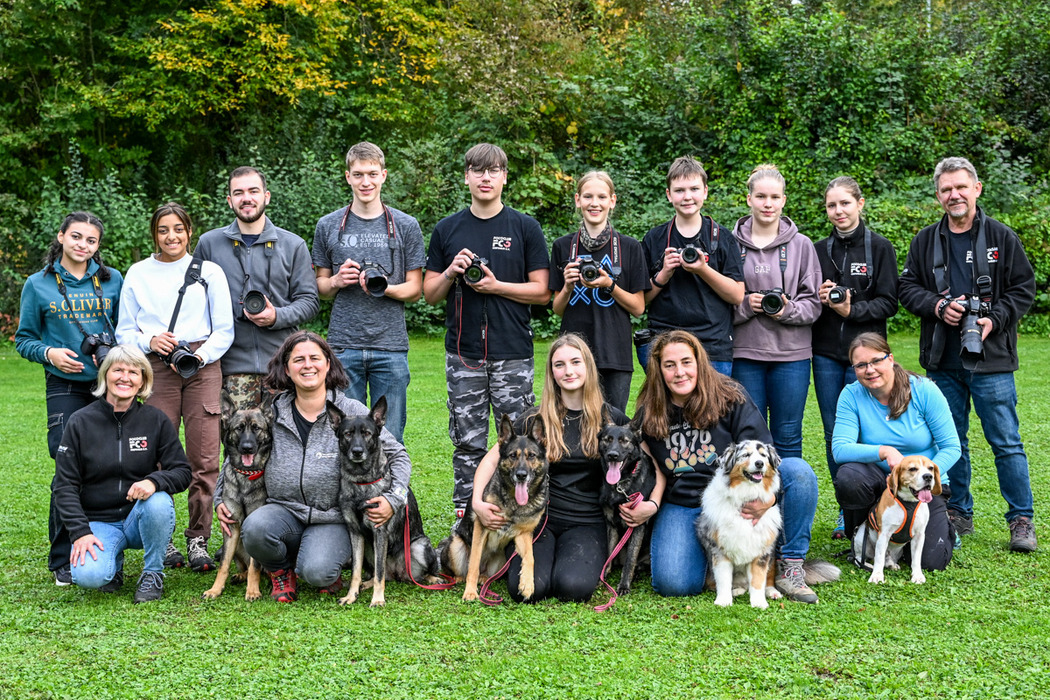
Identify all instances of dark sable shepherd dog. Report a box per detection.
[328,396,438,607]
[438,414,549,602]
[202,390,272,601]
[597,423,656,596]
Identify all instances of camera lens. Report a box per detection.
[464,259,485,285]
[828,286,848,304]
[580,261,601,283]
[362,268,388,297]
[761,291,785,315]
[243,290,267,315]
[169,346,201,378]
[680,246,700,264]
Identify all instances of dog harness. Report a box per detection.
[867,496,921,544]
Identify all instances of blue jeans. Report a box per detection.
[637,341,732,378]
[242,503,351,587]
[650,457,818,597]
[732,358,811,459]
[335,348,410,443]
[812,355,856,480]
[70,493,176,589]
[927,369,1033,522]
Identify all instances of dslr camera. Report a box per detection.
[359,260,389,298]
[463,255,489,285]
[81,332,114,365]
[242,290,268,316]
[162,341,202,378]
[576,255,603,284]
[827,286,851,304]
[759,288,786,315]
[959,295,989,361]
[678,244,707,265]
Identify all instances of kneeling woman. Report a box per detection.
[832,333,961,570]
[472,333,639,602]
[217,331,411,602]
[52,345,191,603]
[636,330,821,602]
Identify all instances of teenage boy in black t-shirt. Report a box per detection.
[641,156,745,376]
[423,143,551,516]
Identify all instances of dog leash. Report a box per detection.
[478,514,548,606]
[403,503,458,591]
[594,492,645,612]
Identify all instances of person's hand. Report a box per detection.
[446,248,475,279]
[977,316,993,340]
[768,295,788,320]
[580,266,615,290]
[331,258,361,290]
[71,534,103,568]
[46,347,85,374]
[562,259,581,289]
[474,501,505,530]
[740,497,774,525]
[216,502,237,538]
[936,295,967,326]
[149,331,179,357]
[366,496,394,526]
[619,499,658,527]
[244,296,277,327]
[879,445,904,469]
[126,479,157,501]
[465,262,498,294]
[680,251,709,275]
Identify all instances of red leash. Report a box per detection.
[594,492,644,612]
[404,503,457,590]
[479,514,548,606]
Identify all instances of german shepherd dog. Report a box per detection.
[597,423,656,595]
[202,390,272,601]
[437,414,549,602]
[328,396,438,607]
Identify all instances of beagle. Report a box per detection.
[853,455,941,584]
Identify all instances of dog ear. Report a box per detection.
[718,442,739,471]
[765,443,781,470]
[370,395,388,430]
[220,389,235,428]
[529,414,546,446]
[886,467,899,495]
[259,391,275,424]
[498,413,515,444]
[931,460,942,496]
[326,400,345,430]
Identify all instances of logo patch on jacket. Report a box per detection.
[850,262,869,276]
[129,436,149,452]
[491,236,512,251]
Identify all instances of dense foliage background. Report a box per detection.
[3,0,1049,336]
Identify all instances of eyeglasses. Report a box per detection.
[467,166,505,178]
[852,353,891,372]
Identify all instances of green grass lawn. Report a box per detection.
[1,334,1047,699]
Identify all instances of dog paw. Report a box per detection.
[338,592,357,605]
[911,572,926,585]
[244,589,263,602]
[615,583,631,597]
[201,588,221,600]
[462,589,479,602]
[369,595,386,607]
[750,598,769,610]
[887,562,901,571]
[868,572,884,584]
[519,582,535,600]
[765,586,782,600]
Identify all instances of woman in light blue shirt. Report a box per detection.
[832,333,961,570]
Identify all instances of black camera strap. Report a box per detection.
[740,244,788,290]
[570,227,621,278]
[166,255,210,335]
[826,225,873,293]
[339,204,398,275]
[53,272,114,340]
[233,239,274,306]
[932,212,992,301]
[664,215,718,260]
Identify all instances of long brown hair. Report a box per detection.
[848,332,919,420]
[264,331,349,393]
[635,330,745,438]
[150,202,194,255]
[537,333,607,462]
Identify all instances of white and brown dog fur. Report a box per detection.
[695,440,783,608]
[854,455,941,585]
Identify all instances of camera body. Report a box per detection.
[242,290,267,316]
[162,341,202,378]
[828,286,851,304]
[81,332,114,366]
[359,260,389,298]
[759,288,786,315]
[679,244,707,265]
[463,255,489,285]
[576,255,602,284]
[959,295,988,361]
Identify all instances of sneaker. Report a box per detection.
[1009,516,1037,553]
[54,565,72,587]
[775,559,819,604]
[133,571,165,603]
[831,511,846,540]
[269,568,298,603]
[99,567,125,594]
[186,536,215,572]
[948,510,974,536]
[318,575,345,595]
[163,538,186,568]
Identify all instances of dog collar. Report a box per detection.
[232,466,265,481]
[354,477,383,486]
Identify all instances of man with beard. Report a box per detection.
[195,167,319,407]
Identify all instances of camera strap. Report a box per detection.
[826,225,873,292]
[740,244,788,289]
[570,227,621,278]
[233,239,274,306]
[932,212,992,302]
[166,255,210,335]
[664,216,718,259]
[53,271,114,340]
[339,204,399,277]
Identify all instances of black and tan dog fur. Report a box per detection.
[202,390,272,601]
[597,423,656,596]
[328,396,438,607]
[438,414,549,602]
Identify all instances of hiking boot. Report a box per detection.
[98,567,125,594]
[775,559,819,604]
[318,575,345,595]
[163,538,186,568]
[831,511,846,540]
[948,510,974,536]
[186,536,215,572]
[133,571,165,603]
[270,568,298,603]
[1009,516,1037,553]
[54,564,72,587]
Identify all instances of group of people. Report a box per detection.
[15,143,1038,605]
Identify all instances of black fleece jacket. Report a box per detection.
[53,397,192,541]
[899,207,1035,373]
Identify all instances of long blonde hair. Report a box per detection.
[537,333,607,462]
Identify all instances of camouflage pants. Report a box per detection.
[222,373,268,411]
[445,352,535,510]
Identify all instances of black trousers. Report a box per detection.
[506,517,607,603]
[834,461,954,571]
[45,374,96,572]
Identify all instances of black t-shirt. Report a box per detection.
[641,396,770,507]
[516,404,629,525]
[549,231,649,371]
[641,217,744,362]
[941,228,975,369]
[427,207,549,360]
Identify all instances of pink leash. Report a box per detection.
[594,492,644,612]
[403,503,458,591]
[478,515,548,606]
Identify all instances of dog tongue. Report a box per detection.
[606,463,623,485]
[515,483,529,506]
[918,488,933,503]
[242,453,255,467]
